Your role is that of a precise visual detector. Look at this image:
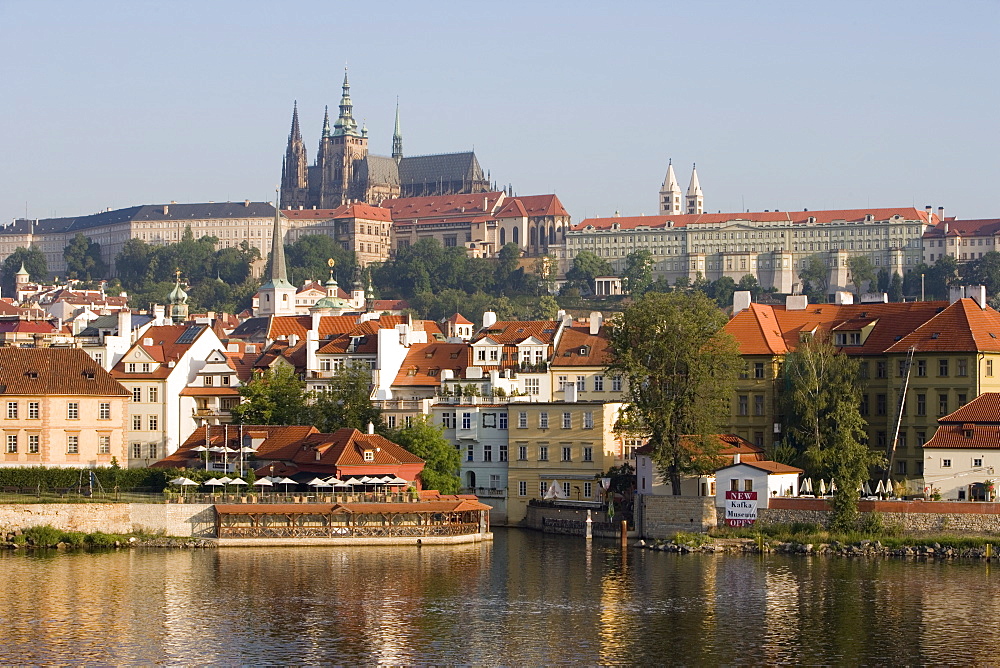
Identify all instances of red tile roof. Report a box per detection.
[393,343,472,387]
[514,194,569,218]
[885,299,1000,353]
[573,207,936,232]
[939,393,1000,424]
[551,325,612,367]
[281,203,392,222]
[110,324,210,379]
[472,320,560,345]
[495,198,528,218]
[0,348,129,396]
[923,394,1000,450]
[923,219,1000,239]
[718,460,804,474]
[381,192,505,220]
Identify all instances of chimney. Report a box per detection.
[938,206,945,222]
[311,311,322,332]
[733,291,752,315]
[834,291,854,305]
[153,304,165,322]
[306,329,319,372]
[367,422,375,435]
[244,199,250,207]
[785,295,808,311]
[734,453,741,465]
[482,311,497,329]
[162,205,169,215]
[949,285,965,305]
[969,285,987,309]
[589,311,604,335]
[117,309,131,340]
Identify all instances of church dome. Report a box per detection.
[168,280,188,305]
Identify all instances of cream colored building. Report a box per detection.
[506,400,624,525]
[0,348,129,468]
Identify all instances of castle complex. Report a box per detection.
[280,71,491,209]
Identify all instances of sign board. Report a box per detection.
[725,491,758,527]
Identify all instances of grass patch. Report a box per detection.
[15,524,171,549]
[672,531,713,547]
[710,521,996,550]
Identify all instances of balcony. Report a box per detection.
[463,487,508,499]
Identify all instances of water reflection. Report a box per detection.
[2,531,1000,663]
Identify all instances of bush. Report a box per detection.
[85,532,120,547]
[23,525,64,547]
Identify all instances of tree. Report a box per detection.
[710,276,737,309]
[285,234,356,287]
[623,249,653,296]
[888,272,904,303]
[311,362,384,433]
[565,250,612,294]
[531,295,560,320]
[607,291,742,494]
[781,335,884,528]
[848,256,876,295]
[737,274,762,300]
[961,251,1000,297]
[388,417,461,493]
[798,255,828,300]
[63,233,107,280]
[876,267,890,294]
[925,255,959,300]
[230,365,311,425]
[1,246,47,297]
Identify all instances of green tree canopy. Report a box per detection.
[799,255,828,302]
[565,250,612,294]
[622,249,653,296]
[231,365,311,426]
[888,272,904,303]
[311,362,384,433]
[63,233,107,281]
[848,256,876,295]
[1,246,47,296]
[607,291,741,494]
[387,417,461,494]
[961,251,1000,298]
[284,234,356,287]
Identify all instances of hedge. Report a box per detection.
[0,466,254,492]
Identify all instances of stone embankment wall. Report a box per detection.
[640,495,1000,536]
[637,495,717,539]
[0,504,215,537]
[524,504,634,538]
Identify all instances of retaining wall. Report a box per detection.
[0,504,215,537]
[638,495,718,538]
[524,504,632,538]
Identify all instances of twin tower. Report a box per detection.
[658,161,704,216]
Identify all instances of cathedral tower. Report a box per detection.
[280,101,309,209]
[320,68,369,208]
[258,194,297,316]
[686,164,704,215]
[659,159,683,215]
[392,99,403,163]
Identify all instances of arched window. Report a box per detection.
[530,227,536,247]
[500,228,506,246]
[549,225,556,244]
[513,227,519,244]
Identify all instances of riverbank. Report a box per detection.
[1,525,215,550]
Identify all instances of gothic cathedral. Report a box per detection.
[281,70,491,209]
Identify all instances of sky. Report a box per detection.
[2,0,999,224]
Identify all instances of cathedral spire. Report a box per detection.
[686,163,704,215]
[258,191,296,316]
[659,158,682,215]
[321,105,331,139]
[333,68,359,137]
[392,98,403,163]
[289,100,302,142]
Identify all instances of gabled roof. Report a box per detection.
[281,202,392,222]
[495,198,528,218]
[472,320,559,346]
[397,152,485,187]
[393,343,472,387]
[635,434,764,461]
[292,428,425,468]
[110,324,210,379]
[0,348,129,396]
[715,460,803,474]
[514,194,569,218]
[446,313,472,325]
[552,325,612,367]
[154,424,320,468]
[381,191,505,221]
[886,299,1000,353]
[923,219,1000,239]
[938,393,1000,424]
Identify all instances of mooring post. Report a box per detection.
[585,509,593,540]
[620,520,627,549]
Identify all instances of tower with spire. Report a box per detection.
[392,99,403,163]
[280,101,310,210]
[659,159,683,215]
[167,271,189,324]
[686,164,704,215]
[318,68,370,208]
[258,193,297,316]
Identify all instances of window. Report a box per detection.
[483,444,493,462]
[67,403,79,420]
[94,352,103,367]
[917,394,926,416]
[896,461,907,475]
[483,413,497,428]
[898,432,907,449]
[958,358,968,377]
[204,376,214,386]
[562,482,571,497]
[518,445,527,461]
[127,363,136,373]
[939,359,949,377]
[67,435,79,454]
[860,395,869,416]
[28,435,39,454]
[132,442,142,459]
[499,413,508,430]
[148,443,157,459]
[148,387,158,402]
[576,376,586,392]
[753,362,765,379]
[917,431,926,446]
[942,459,952,468]
[148,415,158,431]
[132,415,142,430]
[562,412,571,429]
[876,394,887,416]
[6,402,17,419]
[877,431,887,448]
[583,411,594,429]
[938,393,948,416]
[364,450,374,462]
[593,375,604,391]
[958,393,967,408]
[540,481,548,496]
[539,412,549,429]
[738,395,748,416]
[98,435,110,454]
[539,446,549,461]
[142,363,151,373]
[898,360,907,377]
[404,415,412,428]
[754,395,765,416]
[462,413,472,430]
[6,434,17,453]
[519,481,527,496]
[612,376,622,392]
[525,378,540,395]
[387,415,396,428]
[744,479,753,492]
[974,458,983,468]
[132,387,141,402]
[876,361,887,379]
[584,446,593,462]
[730,479,739,492]
[988,360,994,377]
[518,412,527,428]
[99,403,111,420]
[916,359,926,377]
[584,482,593,498]
[467,444,474,462]
[27,402,38,420]
[562,446,572,462]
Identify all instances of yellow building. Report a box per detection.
[506,400,623,524]
[0,348,129,468]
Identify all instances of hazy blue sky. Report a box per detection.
[2,0,998,224]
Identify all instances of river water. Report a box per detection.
[2,528,998,665]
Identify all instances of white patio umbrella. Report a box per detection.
[191,445,209,468]
[217,477,233,487]
[829,479,838,493]
[799,478,811,495]
[229,477,248,488]
[818,479,827,496]
[875,479,886,496]
[169,477,188,486]
[253,478,274,490]
[325,476,344,486]
[863,480,873,496]
[204,478,225,493]
[307,477,332,489]
[276,477,298,493]
[389,476,408,485]
[344,477,363,486]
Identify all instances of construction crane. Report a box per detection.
[886,345,916,481]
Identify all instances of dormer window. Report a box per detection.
[363,450,374,462]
